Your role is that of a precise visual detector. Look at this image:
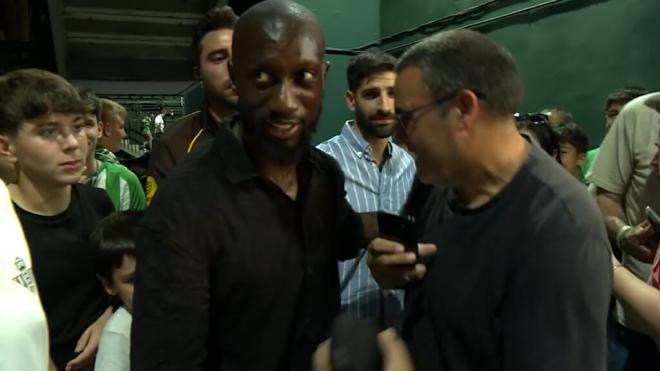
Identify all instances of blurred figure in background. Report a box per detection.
[515,112,560,161]
[554,122,589,184]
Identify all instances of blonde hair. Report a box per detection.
[100,98,126,124]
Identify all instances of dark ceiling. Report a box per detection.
[59,0,223,81]
[2,0,265,81]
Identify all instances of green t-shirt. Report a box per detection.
[88,148,146,211]
[579,148,599,185]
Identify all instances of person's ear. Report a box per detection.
[0,135,17,163]
[97,275,118,296]
[454,89,480,132]
[577,152,586,167]
[99,121,112,137]
[345,90,356,112]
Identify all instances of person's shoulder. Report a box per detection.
[626,92,660,112]
[316,133,345,152]
[391,142,415,166]
[73,183,114,214]
[310,147,343,169]
[102,161,140,184]
[103,306,132,336]
[644,92,660,113]
[616,92,659,126]
[160,111,202,141]
[149,144,223,206]
[525,147,603,231]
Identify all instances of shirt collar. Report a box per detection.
[213,116,320,184]
[340,120,393,161]
[95,147,119,164]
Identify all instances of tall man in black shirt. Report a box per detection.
[131,2,373,370]
[368,30,612,370]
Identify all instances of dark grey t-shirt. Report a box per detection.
[404,144,611,371]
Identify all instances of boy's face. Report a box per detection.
[100,113,126,153]
[0,112,87,186]
[82,113,101,160]
[559,142,585,179]
[100,255,136,312]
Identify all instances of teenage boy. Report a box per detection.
[0,69,114,371]
[87,97,146,211]
[93,210,143,371]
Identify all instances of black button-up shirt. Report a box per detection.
[131,120,365,371]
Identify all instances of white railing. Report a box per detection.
[120,139,147,158]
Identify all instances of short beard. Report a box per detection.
[354,108,395,139]
[243,108,321,165]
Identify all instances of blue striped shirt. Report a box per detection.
[318,121,416,327]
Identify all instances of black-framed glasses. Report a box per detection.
[395,90,485,130]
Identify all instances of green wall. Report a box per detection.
[184,0,658,147]
[297,0,380,144]
[380,0,660,148]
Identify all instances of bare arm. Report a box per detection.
[612,256,660,346]
[595,188,627,241]
[596,188,658,263]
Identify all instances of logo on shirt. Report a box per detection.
[12,257,37,293]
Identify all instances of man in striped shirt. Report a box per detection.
[318,50,415,327]
[79,92,146,211]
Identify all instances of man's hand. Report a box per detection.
[367,238,437,289]
[620,221,660,263]
[65,307,112,371]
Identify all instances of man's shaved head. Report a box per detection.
[233,0,325,60]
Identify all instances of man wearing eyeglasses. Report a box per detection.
[367,29,611,371]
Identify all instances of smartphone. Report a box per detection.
[646,206,660,230]
[377,212,418,256]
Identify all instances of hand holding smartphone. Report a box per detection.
[646,206,660,232]
[377,212,418,258]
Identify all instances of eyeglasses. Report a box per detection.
[395,90,485,130]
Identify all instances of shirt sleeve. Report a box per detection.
[94,330,130,371]
[588,107,636,194]
[125,171,146,210]
[146,138,177,204]
[131,223,211,371]
[500,214,611,371]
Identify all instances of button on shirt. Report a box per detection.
[131,119,365,371]
[318,121,415,327]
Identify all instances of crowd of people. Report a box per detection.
[1,1,659,371]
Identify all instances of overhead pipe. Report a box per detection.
[385,0,570,54]
[354,0,503,51]
[325,0,505,56]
